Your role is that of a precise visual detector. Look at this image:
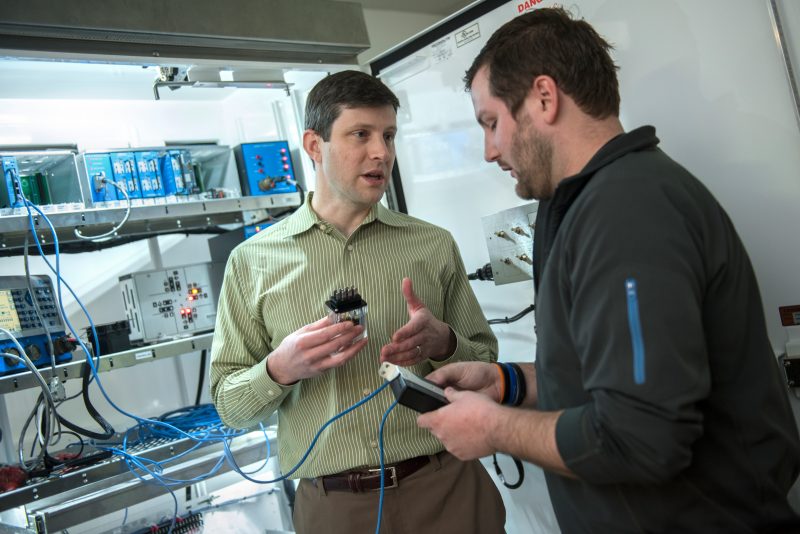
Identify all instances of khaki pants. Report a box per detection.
[293,452,506,534]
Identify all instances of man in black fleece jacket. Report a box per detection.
[417,7,800,533]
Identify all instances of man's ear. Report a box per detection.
[531,75,559,125]
[303,129,323,165]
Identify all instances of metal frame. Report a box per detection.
[767,0,800,132]
[10,429,275,532]
[0,333,213,395]
[153,80,292,100]
[0,193,300,250]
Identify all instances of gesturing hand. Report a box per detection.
[267,316,368,385]
[380,277,456,365]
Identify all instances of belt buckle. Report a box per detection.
[368,465,397,490]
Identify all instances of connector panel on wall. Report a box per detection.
[480,203,538,285]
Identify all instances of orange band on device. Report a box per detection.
[494,362,506,404]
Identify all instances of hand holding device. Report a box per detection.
[379,362,448,413]
[267,317,366,385]
[424,361,504,403]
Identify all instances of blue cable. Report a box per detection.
[376,400,398,534]
[222,381,391,484]
[22,200,220,444]
[21,200,101,368]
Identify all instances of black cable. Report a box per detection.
[467,262,494,281]
[282,477,296,513]
[488,304,535,325]
[295,181,306,208]
[55,362,115,441]
[41,430,86,471]
[267,182,306,219]
[492,453,524,489]
[195,349,207,406]
[56,430,86,459]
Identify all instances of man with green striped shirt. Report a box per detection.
[210,70,505,533]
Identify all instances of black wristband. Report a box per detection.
[509,363,527,407]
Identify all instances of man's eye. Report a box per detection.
[385,133,395,142]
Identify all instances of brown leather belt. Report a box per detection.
[315,455,430,492]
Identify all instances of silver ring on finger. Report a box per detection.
[415,345,423,357]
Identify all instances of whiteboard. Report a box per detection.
[377,0,800,358]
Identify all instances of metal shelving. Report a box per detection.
[1,144,302,250]
[0,192,300,250]
[0,333,214,395]
[0,427,277,532]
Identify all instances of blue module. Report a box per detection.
[243,219,276,239]
[0,275,72,375]
[83,153,118,203]
[159,150,188,196]
[134,151,165,198]
[0,333,72,375]
[110,152,142,200]
[234,141,298,196]
[1,155,23,208]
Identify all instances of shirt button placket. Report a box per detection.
[343,242,354,266]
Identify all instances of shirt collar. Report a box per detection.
[280,191,410,238]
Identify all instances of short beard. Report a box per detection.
[511,113,554,200]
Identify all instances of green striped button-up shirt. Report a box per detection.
[210,194,498,478]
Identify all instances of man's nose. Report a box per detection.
[369,137,392,161]
[484,135,500,163]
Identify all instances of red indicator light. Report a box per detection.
[280,148,287,154]
[283,164,289,170]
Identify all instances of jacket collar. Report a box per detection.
[533,126,660,291]
[552,125,659,206]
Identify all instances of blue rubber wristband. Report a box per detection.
[502,362,517,406]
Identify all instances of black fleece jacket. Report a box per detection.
[533,126,800,533]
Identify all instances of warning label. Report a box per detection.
[455,23,481,48]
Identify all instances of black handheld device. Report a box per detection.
[379,362,448,413]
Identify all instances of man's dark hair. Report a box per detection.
[305,70,400,141]
[464,7,619,119]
